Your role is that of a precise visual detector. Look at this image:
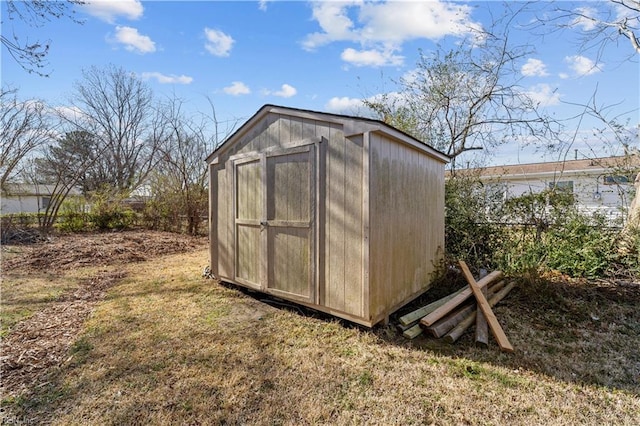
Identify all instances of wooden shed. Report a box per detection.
[207,104,449,327]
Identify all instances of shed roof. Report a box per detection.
[206,104,449,163]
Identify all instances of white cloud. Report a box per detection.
[82,0,143,23]
[525,84,561,107]
[325,97,365,114]
[302,0,481,67]
[570,6,599,31]
[341,47,403,67]
[564,55,602,76]
[326,91,408,115]
[113,26,156,53]
[270,84,297,98]
[223,81,251,96]
[141,72,193,84]
[521,58,549,77]
[204,28,234,57]
[54,105,85,121]
[258,0,271,11]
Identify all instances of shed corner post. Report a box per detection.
[362,131,371,321]
[208,160,215,274]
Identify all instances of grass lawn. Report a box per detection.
[1,232,639,425]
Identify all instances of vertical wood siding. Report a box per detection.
[321,128,363,317]
[266,150,314,300]
[235,159,262,286]
[368,133,445,320]
[209,109,444,325]
[211,163,234,279]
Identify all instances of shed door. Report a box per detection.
[233,146,315,301]
[266,147,315,302]
[234,156,263,289]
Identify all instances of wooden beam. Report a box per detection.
[459,261,514,353]
[475,283,489,346]
[444,281,514,343]
[426,280,503,338]
[402,324,423,339]
[420,270,503,326]
[397,320,418,332]
[399,286,466,326]
[426,304,475,338]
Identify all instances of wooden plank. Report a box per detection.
[343,134,363,317]
[425,280,502,338]
[444,281,515,343]
[460,261,513,352]
[476,269,489,346]
[420,270,503,326]
[397,320,417,332]
[475,284,489,346]
[399,286,466,326]
[402,324,423,339]
[426,304,476,338]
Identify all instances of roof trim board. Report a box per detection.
[206,104,450,164]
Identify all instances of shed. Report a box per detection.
[207,105,449,327]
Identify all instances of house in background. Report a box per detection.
[1,184,57,215]
[207,104,449,327]
[468,155,639,224]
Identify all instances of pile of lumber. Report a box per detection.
[398,261,516,352]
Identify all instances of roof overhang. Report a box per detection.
[206,104,450,165]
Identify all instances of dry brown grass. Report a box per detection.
[1,232,639,425]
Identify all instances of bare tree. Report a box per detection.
[363,9,561,170]
[65,65,159,194]
[541,1,640,231]
[1,0,85,77]
[540,0,640,61]
[0,87,56,191]
[30,130,102,233]
[148,95,227,235]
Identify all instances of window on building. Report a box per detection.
[41,196,51,210]
[548,181,574,193]
[603,175,633,185]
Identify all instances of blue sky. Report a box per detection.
[2,0,638,166]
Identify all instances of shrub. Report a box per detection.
[89,191,135,231]
[543,212,613,278]
[58,196,89,232]
[445,179,636,280]
[445,175,502,271]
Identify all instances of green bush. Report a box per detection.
[543,212,615,278]
[58,196,89,232]
[89,191,135,231]
[445,178,637,279]
[445,175,501,271]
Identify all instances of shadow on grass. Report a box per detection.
[2,268,638,425]
[386,273,640,395]
[216,272,640,396]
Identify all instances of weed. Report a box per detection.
[357,370,374,387]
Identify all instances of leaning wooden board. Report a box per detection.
[444,281,514,343]
[420,270,503,327]
[459,261,514,352]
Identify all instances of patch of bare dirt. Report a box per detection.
[0,231,208,400]
[2,230,207,272]
[0,271,125,397]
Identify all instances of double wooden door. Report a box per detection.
[234,146,315,302]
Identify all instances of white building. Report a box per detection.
[467,155,639,224]
[0,184,80,215]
